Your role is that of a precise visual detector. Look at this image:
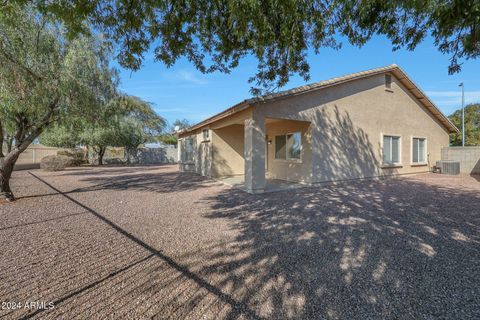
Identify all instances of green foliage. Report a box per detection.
[0,5,116,151]
[39,125,80,148]
[6,0,480,93]
[157,118,192,145]
[158,134,178,145]
[40,94,166,162]
[112,95,166,137]
[449,104,480,146]
[80,126,118,151]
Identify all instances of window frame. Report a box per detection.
[411,136,427,165]
[274,131,302,162]
[381,133,402,166]
[183,137,195,163]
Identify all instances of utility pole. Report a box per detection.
[459,83,465,146]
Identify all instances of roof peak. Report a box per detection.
[249,64,401,103]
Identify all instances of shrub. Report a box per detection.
[57,149,86,166]
[40,155,73,171]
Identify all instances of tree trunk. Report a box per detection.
[0,150,21,201]
[85,145,91,164]
[126,147,139,165]
[6,136,13,153]
[0,121,4,158]
[98,147,106,166]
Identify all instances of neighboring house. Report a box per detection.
[178,65,458,193]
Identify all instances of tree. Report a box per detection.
[112,95,166,163]
[0,6,116,200]
[7,1,480,93]
[39,124,80,149]
[158,119,192,145]
[80,126,118,165]
[41,94,166,165]
[158,134,178,146]
[449,104,480,146]
[171,119,192,132]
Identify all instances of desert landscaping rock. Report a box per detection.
[0,165,478,319]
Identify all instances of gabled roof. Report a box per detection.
[184,64,459,134]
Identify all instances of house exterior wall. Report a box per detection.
[265,120,311,183]
[179,109,251,177]
[256,73,450,183]
[211,124,245,177]
[179,73,450,186]
[178,129,211,176]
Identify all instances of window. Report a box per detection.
[275,132,301,160]
[412,138,426,163]
[202,128,209,141]
[385,74,392,89]
[275,135,287,159]
[383,135,400,165]
[183,138,194,162]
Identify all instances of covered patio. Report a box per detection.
[209,110,311,193]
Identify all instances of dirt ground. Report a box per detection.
[0,165,479,319]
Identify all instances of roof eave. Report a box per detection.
[181,64,459,135]
[181,100,251,134]
[391,68,459,134]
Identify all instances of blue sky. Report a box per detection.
[116,35,480,128]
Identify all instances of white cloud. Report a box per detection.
[177,70,208,85]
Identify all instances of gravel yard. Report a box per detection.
[0,164,479,319]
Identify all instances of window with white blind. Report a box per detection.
[383,135,400,165]
[412,137,426,163]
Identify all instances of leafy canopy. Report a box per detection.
[6,0,480,94]
[449,104,480,146]
[41,94,166,153]
[0,5,117,151]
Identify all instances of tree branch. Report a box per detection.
[0,48,44,81]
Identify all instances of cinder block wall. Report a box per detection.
[441,147,480,174]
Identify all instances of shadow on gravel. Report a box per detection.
[58,164,170,177]
[199,178,480,319]
[20,170,212,198]
[72,171,213,194]
[18,172,261,320]
[8,170,479,319]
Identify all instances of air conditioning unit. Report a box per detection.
[436,161,460,175]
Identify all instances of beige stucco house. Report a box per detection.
[178,65,458,193]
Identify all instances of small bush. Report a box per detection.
[40,155,73,171]
[104,158,126,165]
[57,149,86,166]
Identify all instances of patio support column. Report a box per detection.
[244,111,266,193]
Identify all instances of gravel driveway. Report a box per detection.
[0,165,479,319]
